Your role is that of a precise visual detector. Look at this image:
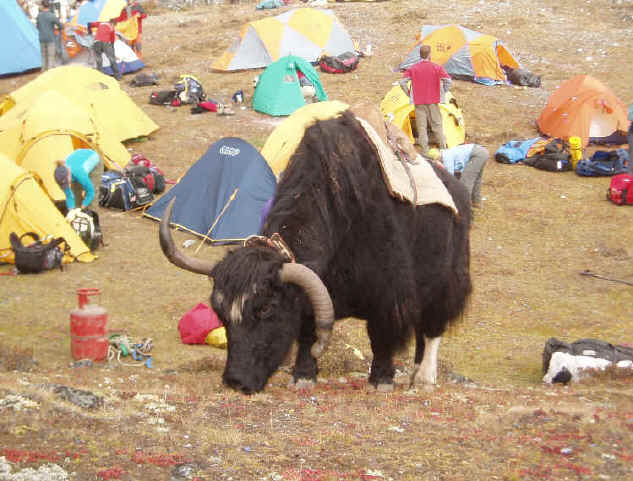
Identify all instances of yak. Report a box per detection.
[160,110,472,394]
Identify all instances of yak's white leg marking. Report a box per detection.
[413,336,441,386]
[288,378,316,390]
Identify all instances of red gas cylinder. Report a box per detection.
[70,288,109,361]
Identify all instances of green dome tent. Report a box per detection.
[253,55,327,116]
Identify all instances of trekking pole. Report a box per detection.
[580,269,633,286]
[194,188,238,254]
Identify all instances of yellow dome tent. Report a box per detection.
[213,8,355,72]
[0,66,158,201]
[380,82,465,148]
[260,101,349,177]
[0,153,94,265]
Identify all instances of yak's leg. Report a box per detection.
[410,332,441,388]
[367,322,396,392]
[290,317,318,389]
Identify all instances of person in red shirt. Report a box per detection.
[88,19,121,80]
[401,45,451,155]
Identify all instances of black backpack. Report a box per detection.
[9,232,67,274]
[523,139,572,172]
[99,171,153,211]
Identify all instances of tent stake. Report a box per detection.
[194,188,238,254]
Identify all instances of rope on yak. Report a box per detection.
[244,232,296,262]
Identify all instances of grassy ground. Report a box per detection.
[1,0,633,479]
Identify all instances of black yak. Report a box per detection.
[160,110,472,394]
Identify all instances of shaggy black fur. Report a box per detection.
[210,111,472,393]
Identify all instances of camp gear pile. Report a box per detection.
[99,171,153,211]
[522,139,572,172]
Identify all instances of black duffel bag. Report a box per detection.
[9,232,67,274]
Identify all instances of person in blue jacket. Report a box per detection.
[428,144,489,208]
[54,149,104,212]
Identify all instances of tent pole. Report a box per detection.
[194,188,238,254]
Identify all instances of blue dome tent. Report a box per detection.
[1,1,41,75]
[144,138,277,243]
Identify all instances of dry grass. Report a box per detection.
[1,0,633,479]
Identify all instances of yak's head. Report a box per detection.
[159,199,334,394]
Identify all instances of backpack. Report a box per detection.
[319,52,360,74]
[126,156,166,194]
[607,173,633,205]
[523,138,572,172]
[575,149,629,177]
[173,74,206,104]
[131,72,159,87]
[505,67,541,88]
[9,232,67,274]
[149,90,178,105]
[68,209,103,251]
[99,171,152,211]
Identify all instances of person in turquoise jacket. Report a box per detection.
[54,149,104,211]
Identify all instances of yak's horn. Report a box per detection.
[159,197,216,275]
[280,263,334,358]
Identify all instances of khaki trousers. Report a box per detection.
[414,103,446,155]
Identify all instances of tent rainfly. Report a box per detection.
[253,55,328,116]
[537,75,629,147]
[145,138,277,243]
[0,1,41,75]
[399,24,519,85]
[212,8,355,71]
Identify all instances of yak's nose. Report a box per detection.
[223,373,256,395]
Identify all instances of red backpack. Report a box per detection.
[607,173,633,205]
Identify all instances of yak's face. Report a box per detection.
[210,249,304,394]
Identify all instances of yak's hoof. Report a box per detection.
[288,378,315,390]
[374,383,394,393]
[421,383,436,393]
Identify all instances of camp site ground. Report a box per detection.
[1,1,633,479]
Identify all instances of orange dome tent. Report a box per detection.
[537,75,629,147]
